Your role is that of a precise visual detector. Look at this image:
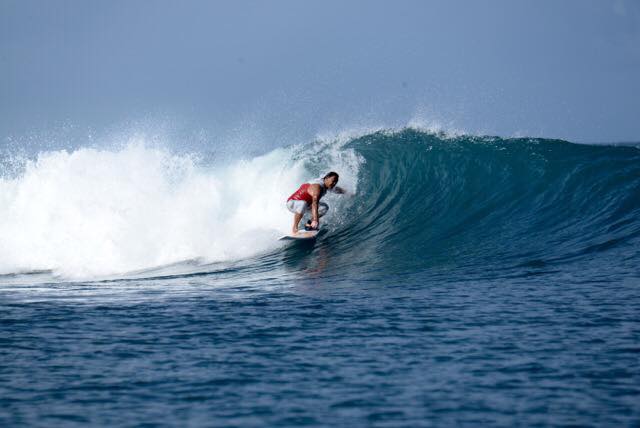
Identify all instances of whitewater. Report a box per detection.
[0,136,361,278]
[1,128,639,426]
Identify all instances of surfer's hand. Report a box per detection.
[311,220,319,229]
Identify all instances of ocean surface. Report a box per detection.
[1,128,639,426]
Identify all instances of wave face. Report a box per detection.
[324,130,640,280]
[1,129,639,281]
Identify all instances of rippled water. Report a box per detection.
[2,271,639,426]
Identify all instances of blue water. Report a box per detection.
[1,129,640,426]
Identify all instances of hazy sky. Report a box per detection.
[1,0,639,147]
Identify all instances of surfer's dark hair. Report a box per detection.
[324,171,339,180]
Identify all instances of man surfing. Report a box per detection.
[286,171,346,235]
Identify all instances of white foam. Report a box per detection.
[314,117,468,147]
[0,138,360,279]
[406,117,466,139]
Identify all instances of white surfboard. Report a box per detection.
[278,230,320,241]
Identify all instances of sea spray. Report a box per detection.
[0,138,362,278]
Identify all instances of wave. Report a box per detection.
[1,129,639,281]
[0,136,361,278]
[320,129,640,279]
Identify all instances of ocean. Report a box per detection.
[1,128,639,426]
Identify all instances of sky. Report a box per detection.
[1,0,639,149]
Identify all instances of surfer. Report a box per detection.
[286,172,346,235]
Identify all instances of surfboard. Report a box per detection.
[278,230,320,241]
